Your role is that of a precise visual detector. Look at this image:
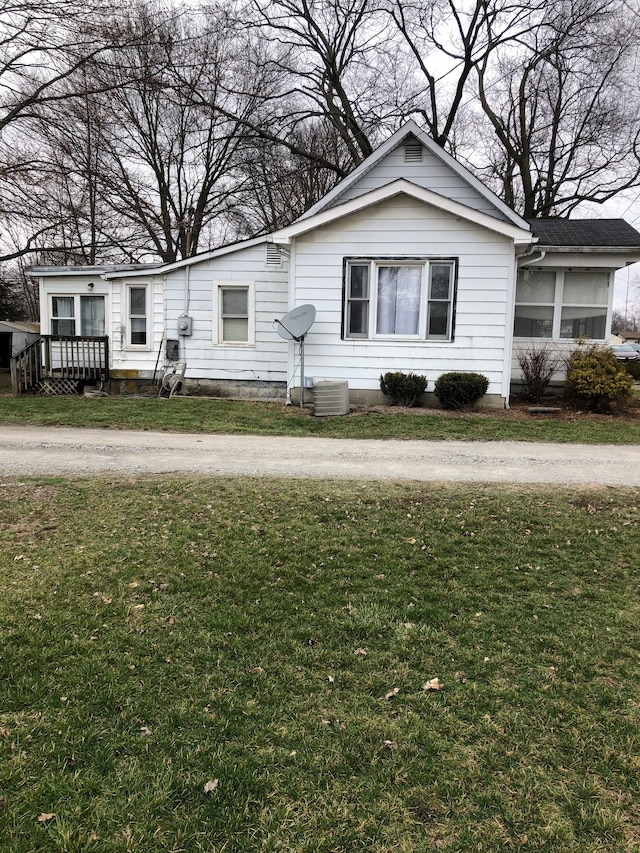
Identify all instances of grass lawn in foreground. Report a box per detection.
[1,477,639,852]
[1,395,640,444]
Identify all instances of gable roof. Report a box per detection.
[105,236,271,277]
[0,320,39,333]
[528,218,640,249]
[298,120,530,231]
[272,179,535,247]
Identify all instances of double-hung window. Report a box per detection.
[51,296,76,336]
[213,282,255,346]
[344,259,456,341]
[128,286,148,346]
[514,269,609,340]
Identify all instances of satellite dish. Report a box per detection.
[276,304,316,341]
[275,304,316,410]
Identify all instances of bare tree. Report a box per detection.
[475,0,640,216]
[220,0,392,173]
[230,121,348,233]
[386,0,546,147]
[0,0,155,261]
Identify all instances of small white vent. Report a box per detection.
[313,380,350,417]
[266,243,283,267]
[404,140,423,162]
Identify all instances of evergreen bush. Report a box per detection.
[379,371,427,406]
[433,371,489,410]
[564,344,634,411]
[622,358,640,381]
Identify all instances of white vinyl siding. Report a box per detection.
[291,194,514,396]
[162,243,288,384]
[332,144,513,222]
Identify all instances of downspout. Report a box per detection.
[183,263,190,315]
[285,240,295,406]
[182,264,190,361]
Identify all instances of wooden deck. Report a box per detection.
[10,335,110,395]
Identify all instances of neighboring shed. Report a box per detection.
[0,320,40,368]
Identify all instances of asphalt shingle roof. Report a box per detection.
[527,218,640,248]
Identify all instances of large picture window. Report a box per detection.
[344,259,456,341]
[514,269,609,340]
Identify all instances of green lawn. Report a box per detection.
[1,395,640,444]
[1,477,639,851]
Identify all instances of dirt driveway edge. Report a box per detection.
[1,425,639,486]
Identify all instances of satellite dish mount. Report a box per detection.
[275,304,316,409]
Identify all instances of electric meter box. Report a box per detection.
[177,316,193,336]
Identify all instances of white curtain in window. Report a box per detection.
[80,296,105,336]
[376,266,421,335]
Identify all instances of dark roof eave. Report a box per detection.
[534,245,640,253]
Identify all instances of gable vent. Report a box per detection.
[404,141,423,162]
[266,243,283,267]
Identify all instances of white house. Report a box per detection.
[25,121,640,407]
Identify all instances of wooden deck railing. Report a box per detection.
[11,335,109,394]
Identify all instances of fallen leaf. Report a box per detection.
[37,813,55,823]
[354,648,367,656]
[203,779,219,794]
[167,615,175,625]
[422,678,444,691]
[384,687,400,700]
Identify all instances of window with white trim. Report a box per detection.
[213,282,255,346]
[344,259,456,340]
[51,296,76,335]
[50,295,105,336]
[128,285,148,346]
[514,269,609,340]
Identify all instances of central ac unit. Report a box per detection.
[313,380,349,417]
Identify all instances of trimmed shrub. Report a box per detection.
[564,344,634,411]
[379,371,428,407]
[433,371,489,410]
[516,342,561,402]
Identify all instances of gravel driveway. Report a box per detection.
[0,425,639,485]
